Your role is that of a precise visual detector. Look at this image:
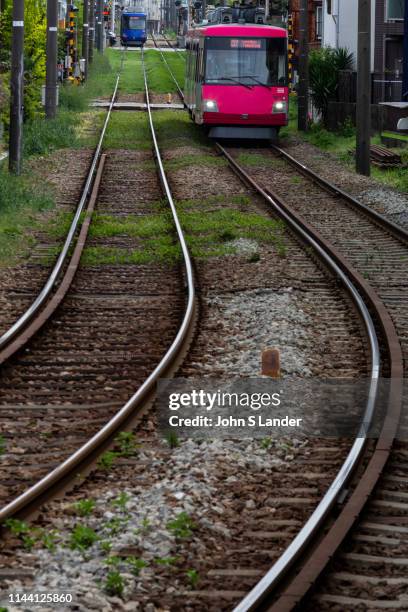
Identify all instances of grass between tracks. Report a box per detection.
[106,48,185,95]
[45,194,286,265]
[104,110,207,149]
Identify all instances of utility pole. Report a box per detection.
[45,0,58,118]
[82,0,89,79]
[403,0,408,101]
[297,0,309,131]
[89,0,95,64]
[356,0,371,176]
[9,0,24,175]
[96,0,103,51]
[111,0,115,34]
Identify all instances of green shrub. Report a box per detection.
[309,47,353,125]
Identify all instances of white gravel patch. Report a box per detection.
[360,187,408,215]
[203,288,313,377]
[3,438,304,611]
[226,238,259,256]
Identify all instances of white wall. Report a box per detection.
[147,0,160,22]
[321,0,375,70]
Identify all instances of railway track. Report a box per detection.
[215,144,407,611]
[0,52,195,524]
[2,73,380,609]
[1,44,406,612]
[150,32,186,64]
[151,56,407,610]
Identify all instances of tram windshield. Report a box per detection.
[122,15,146,30]
[205,37,287,87]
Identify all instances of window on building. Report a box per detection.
[327,0,332,15]
[316,6,322,39]
[386,0,404,20]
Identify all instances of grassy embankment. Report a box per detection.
[281,96,408,193]
[0,48,188,265]
[0,53,115,264]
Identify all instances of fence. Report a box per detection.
[338,70,403,104]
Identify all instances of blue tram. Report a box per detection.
[120,11,147,47]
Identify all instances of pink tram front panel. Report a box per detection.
[185,24,288,137]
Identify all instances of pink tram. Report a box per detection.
[184,23,288,140]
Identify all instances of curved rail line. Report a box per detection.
[151,32,186,60]
[151,38,186,103]
[272,144,408,244]
[0,51,196,523]
[139,49,404,610]
[217,147,403,612]
[0,76,120,363]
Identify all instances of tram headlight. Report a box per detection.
[203,99,219,112]
[272,100,287,114]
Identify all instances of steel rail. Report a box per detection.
[0,52,196,522]
[0,75,120,354]
[272,144,408,244]
[151,35,186,103]
[161,33,186,59]
[216,144,403,612]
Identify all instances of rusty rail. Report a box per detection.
[0,51,196,523]
[216,144,403,612]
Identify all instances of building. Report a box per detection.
[290,0,323,52]
[320,0,376,69]
[374,0,405,74]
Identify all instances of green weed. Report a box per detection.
[3,518,30,537]
[69,524,98,551]
[98,450,119,470]
[186,568,200,587]
[126,556,147,575]
[237,152,276,167]
[165,430,180,449]
[104,555,121,567]
[134,517,152,535]
[115,431,140,457]
[73,498,96,517]
[100,540,113,554]
[112,492,131,512]
[166,512,196,539]
[155,556,177,566]
[104,570,124,597]
[104,517,128,536]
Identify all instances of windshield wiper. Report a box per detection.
[239,75,271,89]
[208,76,253,89]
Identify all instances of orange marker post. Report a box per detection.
[261,348,281,378]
